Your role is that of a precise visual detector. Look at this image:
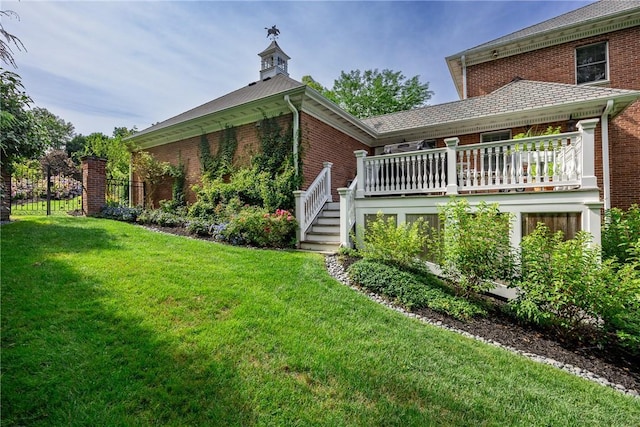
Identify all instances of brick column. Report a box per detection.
[82,156,107,216]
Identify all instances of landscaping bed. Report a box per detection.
[328,254,640,395]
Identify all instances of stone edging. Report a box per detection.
[324,255,639,398]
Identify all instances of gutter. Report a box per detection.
[601,99,614,211]
[461,55,467,100]
[284,95,300,175]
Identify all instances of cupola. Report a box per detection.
[258,27,290,79]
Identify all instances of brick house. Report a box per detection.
[127,1,640,253]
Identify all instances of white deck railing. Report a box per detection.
[355,119,599,198]
[294,162,332,242]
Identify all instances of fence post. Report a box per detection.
[444,137,459,195]
[81,156,107,216]
[46,164,52,216]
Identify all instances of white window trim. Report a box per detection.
[480,130,512,143]
[575,41,609,85]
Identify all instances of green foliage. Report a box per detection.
[199,126,238,180]
[357,212,427,267]
[83,127,135,180]
[254,116,296,176]
[132,151,171,209]
[602,204,640,264]
[137,208,186,228]
[316,69,433,119]
[439,199,517,297]
[0,70,44,173]
[222,207,297,248]
[347,260,486,319]
[98,204,142,222]
[166,162,186,207]
[30,107,74,150]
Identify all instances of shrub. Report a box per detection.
[439,199,517,297]
[98,204,142,222]
[512,224,611,332]
[347,260,486,320]
[357,212,428,267]
[137,209,186,227]
[602,204,640,264]
[185,219,214,237]
[223,207,297,248]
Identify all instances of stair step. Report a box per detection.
[310,224,340,234]
[320,209,340,218]
[300,241,340,253]
[316,217,340,226]
[325,201,340,210]
[305,231,340,242]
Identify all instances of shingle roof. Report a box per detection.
[362,79,640,134]
[133,73,304,138]
[456,1,639,55]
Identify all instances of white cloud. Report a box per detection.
[2,0,592,135]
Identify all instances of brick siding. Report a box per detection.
[300,112,371,199]
[466,26,640,209]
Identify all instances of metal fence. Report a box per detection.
[106,178,145,208]
[10,165,83,215]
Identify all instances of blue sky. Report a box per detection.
[3,0,593,136]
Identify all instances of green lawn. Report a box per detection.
[2,216,638,426]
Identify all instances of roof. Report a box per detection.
[455,1,639,56]
[132,73,304,139]
[446,1,640,98]
[362,79,640,136]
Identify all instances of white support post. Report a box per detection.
[323,162,333,202]
[577,118,599,190]
[293,190,306,244]
[585,202,604,249]
[337,187,351,248]
[444,137,459,195]
[354,150,368,199]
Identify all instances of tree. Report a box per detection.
[31,107,75,150]
[303,69,433,119]
[0,70,42,220]
[82,127,136,180]
[0,10,26,68]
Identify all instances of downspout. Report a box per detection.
[461,54,467,100]
[601,100,614,211]
[284,95,300,175]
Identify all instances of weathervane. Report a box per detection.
[265,25,280,40]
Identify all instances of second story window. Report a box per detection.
[576,42,608,84]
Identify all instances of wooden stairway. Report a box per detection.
[299,202,341,253]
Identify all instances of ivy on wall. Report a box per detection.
[199,125,238,180]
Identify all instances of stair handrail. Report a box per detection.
[294,162,332,242]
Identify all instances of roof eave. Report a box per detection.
[445,7,640,96]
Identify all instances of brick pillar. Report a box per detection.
[82,156,107,216]
[1,166,11,221]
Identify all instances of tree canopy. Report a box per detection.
[0,10,25,68]
[302,69,433,119]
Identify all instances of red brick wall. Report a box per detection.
[466,26,639,209]
[82,157,107,215]
[143,119,271,205]
[300,112,371,199]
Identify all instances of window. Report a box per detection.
[576,42,608,84]
[481,130,511,143]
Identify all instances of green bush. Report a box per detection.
[602,204,640,264]
[439,199,517,297]
[98,204,142,222]
[137,209,186,227]
[513,225,609,331]
[357,213,428,267]
[223,207,297,248]
[347,260,486,320]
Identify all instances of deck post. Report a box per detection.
[577,118,599,190]
[323,162,333,202]
[444,137,459,195]
[337,187,351,248]
[293,190,306,244]
[354,150,368,199]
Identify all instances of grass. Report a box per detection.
[10,196,82,216]
[2,216,639,426]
